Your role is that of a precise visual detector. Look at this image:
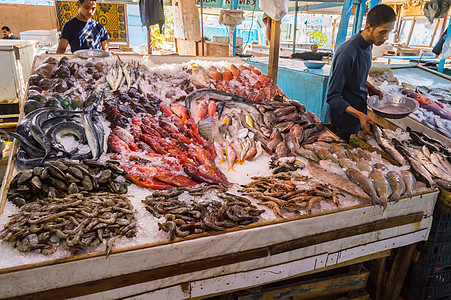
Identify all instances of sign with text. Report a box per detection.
[196,0,259,11]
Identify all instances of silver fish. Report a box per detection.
[83,111,101,159]
[308,162,370,200]
[357,158,372,172]
[387,171,406,202]
[338,157,357,170]
[267,129,282,153]
[285,132,300,152]
[373,126,407,166]
[346,168,381,205]
[320,160,346,177]
[294,148,320,162]
[369,169,392,207]
[373,162,388,171]
[417,151,451,182]
[401,170,416,196]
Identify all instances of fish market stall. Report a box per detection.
[247,57,331,123]
[0,54,439,299]
[368,65,451,147]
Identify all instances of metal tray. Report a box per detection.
[73,49,111,59]
[367,95,419,119]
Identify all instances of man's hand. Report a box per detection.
[366,81,383,99]
[358,112,376,135]
[345,106,376,135]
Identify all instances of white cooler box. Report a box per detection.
[0,40,37,104]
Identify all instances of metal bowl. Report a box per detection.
[73,49,111,59]
[367,95,419,119]
[303,60,326,69]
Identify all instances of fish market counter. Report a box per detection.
[0,54,440,299]
[0,187,438,299]
[369,64,451,147]
[247,57,331,123]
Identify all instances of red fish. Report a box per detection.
[108,134,130,154]
[141,124,161,138]
[402,88,451,120]
[250,66,261,75]
[194,100,208,119]
[230,64,240,77]
[130,118,143,136]
[140,134,168,154]
[208,66,222,82]
[171,103,189,124]
[182,164,229,186]
[113,127,139,151]
[159,102,173,117]
[222,69,233,81]
[133,164,197,187]
[208,100,217,116]
[258,74,271,85]
[125,173,173,190]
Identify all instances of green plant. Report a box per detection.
[309,30,328,47]
[151,6,175,51]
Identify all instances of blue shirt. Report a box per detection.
[326,33,372,129]
[60,17,109,53]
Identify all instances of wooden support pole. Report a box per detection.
[406,17,416,46]
[147,26,152,55]
[367,256,388,300]
[382,243,417,300]
[440,13,449,35]
[268,18,281,84]
[430,19,441,47]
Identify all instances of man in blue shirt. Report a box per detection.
[326,4,396,141]
[57,0,109,53]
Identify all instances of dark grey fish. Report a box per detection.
[185,88,250,110]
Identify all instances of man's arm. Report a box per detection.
[366,81,383,99]
[56,38,69,54]
[327,52,375,135]
[345,106,376,135]
[326,52,353,118]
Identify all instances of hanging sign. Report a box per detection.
[196,0,260,11]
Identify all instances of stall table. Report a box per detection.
[0,55,440,299]
[373,64,451,147]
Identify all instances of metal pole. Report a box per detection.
[438,22,450,73]
[369,0,380,10]
[292,0,298,54]
[232,0,238,56]
[200,0,205,56]
[352,0,367,35]
[335,0,353,50]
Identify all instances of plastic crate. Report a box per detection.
[415,241,451,274]
[427,209,451,244]
[407,268,451,300]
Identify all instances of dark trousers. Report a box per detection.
[335,123,361,142]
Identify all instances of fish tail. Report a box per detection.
[390,195,399,203]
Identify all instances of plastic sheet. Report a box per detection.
[259,0,288,21]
